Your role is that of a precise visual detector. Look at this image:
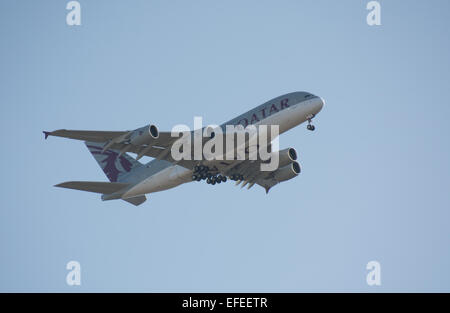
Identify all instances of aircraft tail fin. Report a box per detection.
[85,141,142,182]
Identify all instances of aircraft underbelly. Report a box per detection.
[123,165,191,198]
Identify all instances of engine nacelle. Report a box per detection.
[273,161,301,182]
[129,124,159,146]
[270,148,298,168]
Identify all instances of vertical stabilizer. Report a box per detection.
[85,141,142,182]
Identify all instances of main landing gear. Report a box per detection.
[306,114,316,131]
[192,165,227,185]
[206,175,227,185]
[191,165,247,187]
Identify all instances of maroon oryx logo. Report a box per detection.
[87,145,133,182]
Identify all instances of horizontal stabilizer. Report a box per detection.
[55,181,129,194]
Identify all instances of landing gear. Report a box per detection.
[306,114,316,131]
[193,165,234,186]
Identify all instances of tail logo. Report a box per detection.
[87,145,133,182]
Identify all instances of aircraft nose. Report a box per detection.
[318,97,325,111]
[312,96,325,114]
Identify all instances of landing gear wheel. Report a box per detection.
[307,114,316,131]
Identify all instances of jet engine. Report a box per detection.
[129,124,159,146]
[273,161,301,182]
[269,147,298,168]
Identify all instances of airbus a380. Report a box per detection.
[44,92,324,206]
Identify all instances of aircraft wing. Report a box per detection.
[43,129,130,141]
[44,129,178,145]
[43,128,196,167]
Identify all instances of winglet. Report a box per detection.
[43,131,51,140]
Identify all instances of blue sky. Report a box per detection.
[1,0,449,292]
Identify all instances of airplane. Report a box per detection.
[43,91,324,206]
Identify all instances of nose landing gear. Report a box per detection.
[306,114,316,131]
